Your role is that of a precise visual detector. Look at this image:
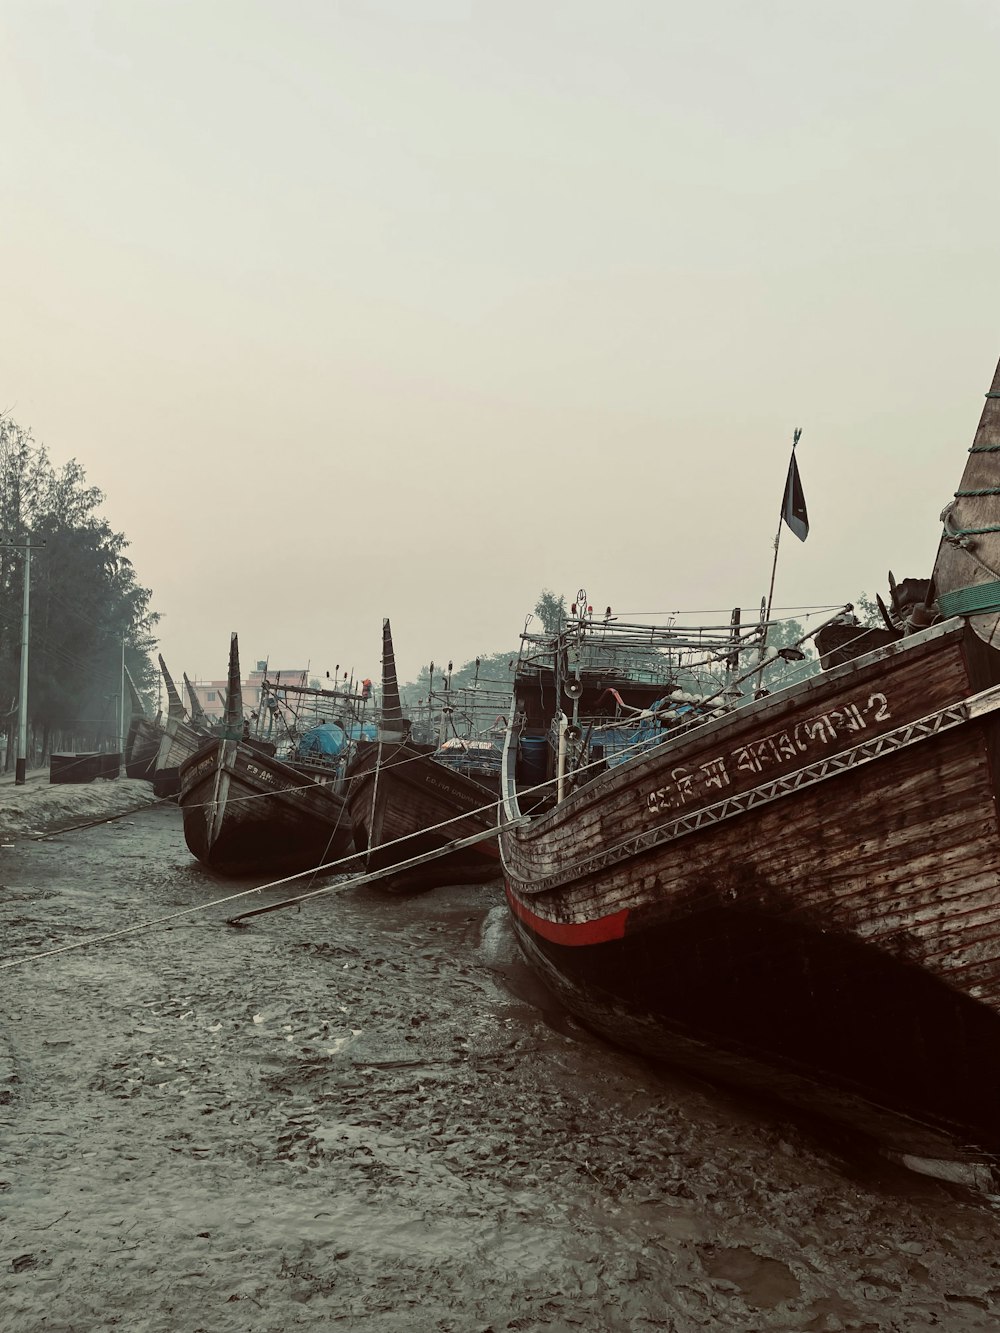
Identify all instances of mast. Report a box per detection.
[183,673,211,730]
[158,654,187,721]
[379,618,410,742]
[124,663,149,720]
[222,633,244,739]
[438,658,453,747]
[724,607,742,694]
[932,355,1000,649]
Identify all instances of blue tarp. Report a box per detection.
[600,698,696,768]
[298,722,348,758]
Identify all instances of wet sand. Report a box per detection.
[2,800,1000,1331]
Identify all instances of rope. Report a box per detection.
[937,581,1000,618]
[1,609,852,967]
[500,682,1000,906]
[0,799,506,973]
[227,821,522,924]
[940,502,1000,580]
[550,604,843,622]
[5,654,809,971]
[956,488,1000,497]
[968,445,1000,453]
[946,542,1000,584]
[26,737,500,842]
[1,760,571,971]
[0,882,300,971]
[28,767,336,834]
[32,795,175,838]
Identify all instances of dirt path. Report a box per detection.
[2,803,1000,1331]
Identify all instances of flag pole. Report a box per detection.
[765,427,802,626]
[754,427,802,698]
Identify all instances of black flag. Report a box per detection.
[781,448,809,542]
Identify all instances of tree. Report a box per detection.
[757,615,820,691]
[400,651,516,710]
[533,589,566,635]
[0,415,158,763]
[854,593,882,628]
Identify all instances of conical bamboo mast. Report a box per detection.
[379,618,410,741]
[124,663,150,720]
[158,654,187,721]
[932,354,1000,649]
[221,633,244,739]
[183,673,210,729]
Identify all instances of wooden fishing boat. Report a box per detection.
[178,633,354,876]
[124,716,162,780]
[180,739,354,877]
[151,654,207,797]
[499,357,1000,1160]
[123,665,162,781]
[345,620,501,890]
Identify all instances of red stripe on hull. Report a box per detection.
[504,884,628,946]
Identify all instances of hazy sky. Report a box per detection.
[3,0,1000,687]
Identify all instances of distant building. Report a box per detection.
[187,666,309,722]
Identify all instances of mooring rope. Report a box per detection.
[0,607,854,971]
[0,718,683,972]
[0,778,529,972]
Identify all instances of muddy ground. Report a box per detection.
[2,793,1000,1331]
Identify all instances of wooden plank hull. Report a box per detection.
[501,620,1000,1155]
[179,738,354,877]
[153,717,205,798]
[346,741,500,890]
[124,717,162,781]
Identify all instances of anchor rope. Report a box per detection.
[0,790,518,972]
[0,612,855,968]
[25,606,847,849]
[2,667,811,971]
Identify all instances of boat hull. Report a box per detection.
[346,741,500,890]
[154,717,205,798]
[179,738,354,877]
[124,717,162,781]
[501,619,1000,1156]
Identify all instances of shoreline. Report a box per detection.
[2,802,1000,1330]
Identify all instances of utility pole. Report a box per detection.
[2,537,46,785]
[119,635,127,773]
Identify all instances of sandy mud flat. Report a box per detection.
[2,794,1000,1331]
